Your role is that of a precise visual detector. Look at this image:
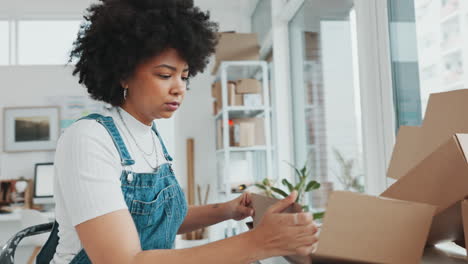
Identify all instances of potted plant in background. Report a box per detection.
[255,161,325,220]
[332,148,365,193]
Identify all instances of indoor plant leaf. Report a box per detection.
[313,212,325,220]
[281,179,294,192]
[305,180,321,192]
[271,187,288,198]
[254,183,267,190]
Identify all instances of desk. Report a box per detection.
[258,245,468,264]
[0,210,54,222]
[0,210,55,246]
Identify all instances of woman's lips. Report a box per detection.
[165,102,180,111]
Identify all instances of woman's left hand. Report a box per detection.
[225,192,254,221]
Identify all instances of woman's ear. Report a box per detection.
[120,80,128,89]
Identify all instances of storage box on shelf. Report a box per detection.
[211,32,260,75]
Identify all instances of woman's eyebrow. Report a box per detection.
[153,64,189,72]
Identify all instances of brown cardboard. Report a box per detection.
[462,200,468,255]
[388,90,468,180]
[236,78,262,94]
[382,134,468,245]
[211,33,260,75]
[211,81,241,110]
[232,118,265,147]
[251,191,436,264]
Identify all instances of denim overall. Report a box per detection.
[36,114,188,264]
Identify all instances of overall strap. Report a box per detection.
[151,123,173,162]
[78,114,135,166]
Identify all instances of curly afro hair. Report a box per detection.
[70,0,219,106]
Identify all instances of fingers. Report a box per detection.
[276,212,313,226]
[268,190,297,214]
[238,205,254,217]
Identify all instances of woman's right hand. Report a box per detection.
[252,191,318,258]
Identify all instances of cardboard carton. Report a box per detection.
[232,118,265,147]
[382,133,468,245]
[388,90,468,180]
[251,192,436,264]
[211,81,242,110]
[211,32,260,75]
[236,78,262,94]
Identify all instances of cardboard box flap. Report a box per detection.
[422,89,468,129]
[314,191,435,264]
[382,135,468,214]
[250,192,435,264]
[387,126,423,179]
[387,90,468,180]
[426,201,465,245]
[250,193,302,228]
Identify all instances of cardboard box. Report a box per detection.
[212,33,260,75]
[211,81,243,111]
[382,134,468,245]
[236,78,262,94]
[381,90,468,249]
[243,94,262,107]
[251,191,436,264]
[232,118,265,147]
[388,90,468,180]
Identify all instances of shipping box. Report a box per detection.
[211,32,260,75]
[382,90,468,247]
[251,192,436,264]
[216,118,265,149]
[236,78,262,94]
[212,81,243,112]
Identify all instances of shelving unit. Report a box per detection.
[214,61,274,200]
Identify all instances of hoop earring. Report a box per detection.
[123,88,128,100]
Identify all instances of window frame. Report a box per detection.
[273,0,394,194]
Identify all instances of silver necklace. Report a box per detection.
[117,108,159,170]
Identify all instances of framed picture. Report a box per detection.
[3,106,60,152]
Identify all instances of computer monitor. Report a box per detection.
[33,162,55,205]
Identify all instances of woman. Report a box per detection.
[41,0,319,263]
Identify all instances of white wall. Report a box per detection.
[0,66,85,180]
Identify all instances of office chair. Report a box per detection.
[0,222,53,264]
[19,209,51,264]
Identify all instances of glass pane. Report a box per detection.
[18,20,81,65]
[289,0,365,214]
[388,0,468,128]
[0,21,9,65]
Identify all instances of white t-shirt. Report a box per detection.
[51,107,169,264]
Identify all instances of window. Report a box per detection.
[388,0,468,128]
[289,0,365,212]
[18,20,81,65]
[0,21,9,65]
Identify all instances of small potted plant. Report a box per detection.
[254,161,324,220]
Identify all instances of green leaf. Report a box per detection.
[281,179,294,192]
[313,212,325,220]
[300,165,307,179]
[294,176,306,191]
[301,205,310,212]
[271,187,289,198]
[284,161,301,178]
[262,178,271,187]
[305,181,321,192]
[255,183,267,190]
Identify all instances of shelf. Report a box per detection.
[216,146,269,153]
[214,106,269,119]
[214,61,268,82]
